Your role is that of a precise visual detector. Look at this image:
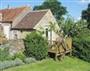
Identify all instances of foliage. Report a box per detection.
[73,28,90,62]
[59,16,76,37]
[4,57,90,71]
[24,57,36,64]
[0,58,24,70]
[59,16,90,62]
[82,3,90,29]
[59,17,87,37]
[14,52,26,61]
[0,47,11,61]
[24,31,48,60]
[33,0,67,20]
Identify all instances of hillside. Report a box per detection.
[4,56,90,71]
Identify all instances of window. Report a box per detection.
[46,28,48,39]
[14,31,18,39]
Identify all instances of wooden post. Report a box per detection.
[55,54,57,61]
[70,49,72,56]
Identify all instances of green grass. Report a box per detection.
[4,56,90,71]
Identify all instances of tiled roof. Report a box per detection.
[12,10,48,30]
[0,7,27,22]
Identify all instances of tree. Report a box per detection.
[59,16,88,37]
[58,16,76,37]
[82,3,90,29]
[33,0,67,20]
[68,20,90,62]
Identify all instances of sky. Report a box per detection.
[0,0,90,20]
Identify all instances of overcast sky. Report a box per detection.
[0,0,90,20]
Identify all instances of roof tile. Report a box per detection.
[13,10,48,30]
[0,7,27,22]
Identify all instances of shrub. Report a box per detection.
[73,28,90,62]
[13,58,24,66]
[73,37,90,62]
[14,52,26,61]
[24,31,48,60]
[24,57,36,64]
[0,58,24,70]
[0,47,11,61]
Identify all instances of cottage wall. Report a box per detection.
[34,10,60,41]
[1,23,11,39]
[0,22,21,40]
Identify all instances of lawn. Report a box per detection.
[4,56,90,71]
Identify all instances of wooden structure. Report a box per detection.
[48,37,72,60]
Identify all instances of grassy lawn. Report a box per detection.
[4,56,90,71]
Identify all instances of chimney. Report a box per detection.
[7,4,10,9]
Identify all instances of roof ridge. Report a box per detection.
[31,9,50,12]
[0,6,30,11]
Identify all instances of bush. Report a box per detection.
[73,28,90,62]
[0,47,11,61]
[73,37,90,62]
[0,58,24,70]
[14,52,26,61]
[24,57,36,64]
[24,31,48,60]
[13,58,24,66]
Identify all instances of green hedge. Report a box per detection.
[24,32,48,60]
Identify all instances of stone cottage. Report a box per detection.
[0,6,59,41]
